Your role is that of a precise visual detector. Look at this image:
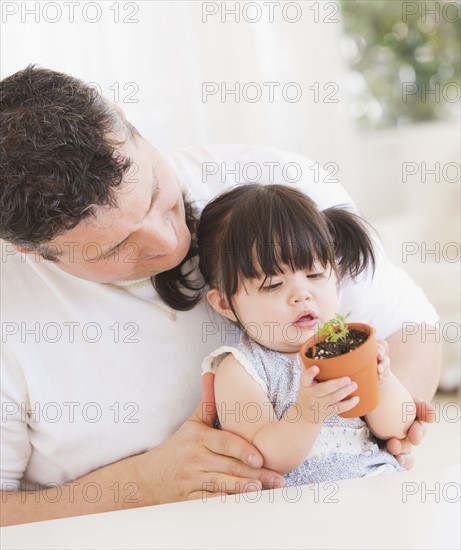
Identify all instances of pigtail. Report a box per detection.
[322,206,376,281]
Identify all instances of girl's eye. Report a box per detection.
[261,282,282,292]
[307,272,324,279]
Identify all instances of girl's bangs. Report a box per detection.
[226,187,334,284]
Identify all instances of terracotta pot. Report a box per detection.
[299,323,379,418]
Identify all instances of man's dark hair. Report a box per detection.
[0,64,138,258]
[1,65,203,311]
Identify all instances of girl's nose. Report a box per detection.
[290,292,311,305]
[288,272,314,304]
[289,285,312,305]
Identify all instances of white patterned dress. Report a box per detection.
[202,332,403,486]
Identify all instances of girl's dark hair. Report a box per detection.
[196,184,376,319]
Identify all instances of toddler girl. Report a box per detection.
[198,184,414,485]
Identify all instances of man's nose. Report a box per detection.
[138,214,177,257]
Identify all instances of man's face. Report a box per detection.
[45,131,191,283]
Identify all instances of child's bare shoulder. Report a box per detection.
[215,351,247,376]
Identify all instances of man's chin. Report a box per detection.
[114,267,167,282]
[113,254,185,282]
[105,237,191,283]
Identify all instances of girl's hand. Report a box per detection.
[297,366,359,423]
[377,339,391,384]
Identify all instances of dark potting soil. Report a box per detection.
[305,329,369,360]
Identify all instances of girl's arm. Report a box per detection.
[365,341,416,440]
[214,354,358,475]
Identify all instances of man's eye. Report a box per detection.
[104,246,120,259]
[261,282,282,292]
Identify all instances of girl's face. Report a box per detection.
[208,261,339,355]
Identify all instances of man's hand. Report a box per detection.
[0,374,285,527]
[138,373,286,503]
[385,398,437,469]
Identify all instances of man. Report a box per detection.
[0,65,441,526]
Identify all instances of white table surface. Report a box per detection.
[1,464,460,550]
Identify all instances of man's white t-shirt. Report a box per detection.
[0,144,438,490]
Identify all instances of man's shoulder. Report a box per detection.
[171,143,273,156]
[166,143,317,205]
[1,239,30,276]
[167,143,296,164]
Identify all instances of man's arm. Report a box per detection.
[1,451,149,526]
[387,328,442,403]
[1,375,285,527]
[385,327,442,468]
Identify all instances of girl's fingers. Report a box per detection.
[327,381,358,403]
[377,339,389,354]
[336,395,360,415]
[377,340,390,362]
[313,376,353,397]
[378,361,390,380]
[300,366,320,387]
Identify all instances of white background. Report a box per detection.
[1,0,460,387]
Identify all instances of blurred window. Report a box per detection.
[340,0,461,128]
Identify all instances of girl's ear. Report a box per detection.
[206,289,237,322]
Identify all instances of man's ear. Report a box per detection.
[12,245,49,261]
[206,289,237,322]
[14,245,36,255]
[112,102,126,120]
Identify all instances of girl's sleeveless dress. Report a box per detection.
[202,332,402,486]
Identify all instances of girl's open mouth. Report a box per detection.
[293,311,318,330]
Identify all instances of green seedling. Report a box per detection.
[316,312,351,343]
